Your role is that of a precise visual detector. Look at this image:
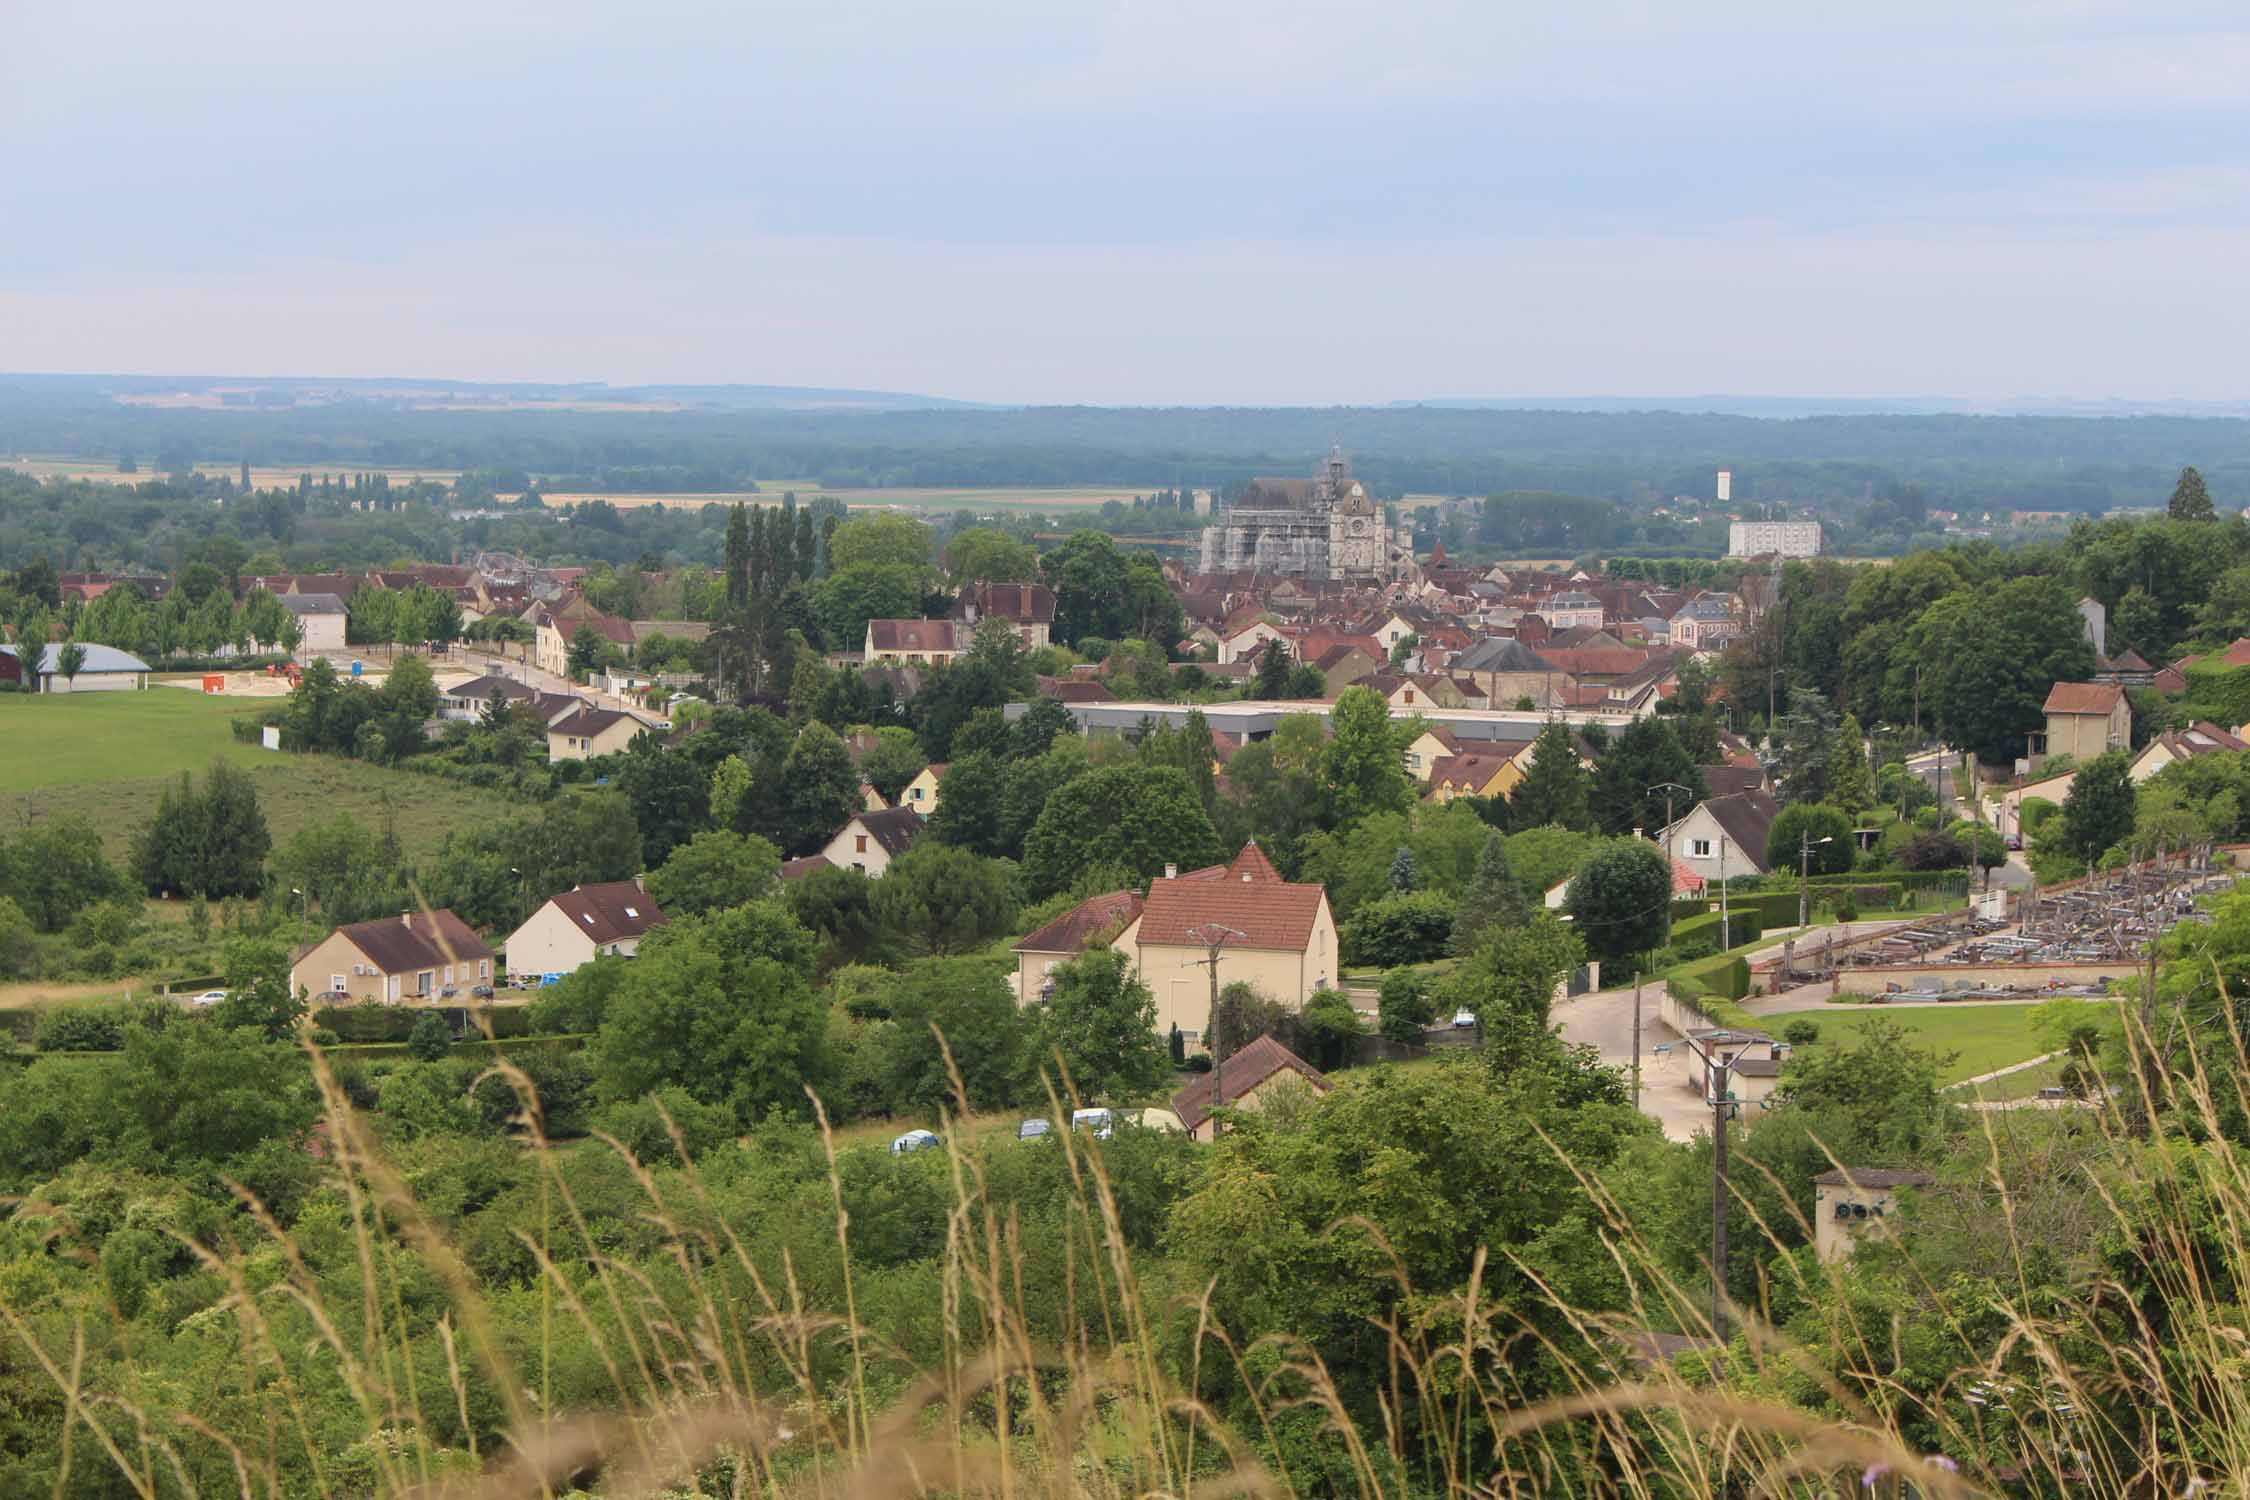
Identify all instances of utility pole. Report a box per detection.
[1186,922,1247,1123]
[1649,780,1693,949]
[1718,841,1731,948]
[1682,1028,1755,1344]
[1631,974,1643,1104]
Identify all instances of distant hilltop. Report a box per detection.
[0,372,983,414]
[1399,394,2250,419]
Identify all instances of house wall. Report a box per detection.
[1813,1182,1913,1261]
[1126,910,1340,1041]
[535,623,568,678]
[294,615,347,653]
[901,768,942,813]
[822,820,901,876]
[1220,622,1285,665]
[1187,1070,1322,1143]
[502,904,603,981]
[292,932,391,1004]
[2046,712,2114,762]
[548,718,643,761]
[1666,805,1758,884]
[40,668,145,694]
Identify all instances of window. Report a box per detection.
[1691,838,1713,858]
[855,834,868,853]
[330,974,345,992]
[479,960,490,977]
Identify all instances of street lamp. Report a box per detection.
[290,886,307,925]
[1679,1026,1768,1343]
[1798,832,1834,929]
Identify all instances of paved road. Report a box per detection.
[1550,984,1714,1141]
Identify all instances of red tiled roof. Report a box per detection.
[866,619,962,653]
[2044,681,2124,715]
[1136,843,1325,951]
[780,854,835,881]
[1169,1034,1331,1132]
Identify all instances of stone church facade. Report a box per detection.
[1199,449,1411,584]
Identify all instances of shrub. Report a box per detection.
[406,1011,454,1061]
[35,1003,131,1052]
[1342,891,1457,968]
[1783,1019,1820,1045]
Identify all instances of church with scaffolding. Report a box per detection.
[1198,448,1415,584]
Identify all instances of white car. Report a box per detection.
[1070,1108,1115,1139]
[189,990,228,1009]
[1451,1008,1478,1028]
[890,1129,940,1155]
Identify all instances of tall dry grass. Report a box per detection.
[12,1008,2250,1500]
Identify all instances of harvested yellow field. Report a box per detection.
[2,457,461,488]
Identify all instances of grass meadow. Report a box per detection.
[1762,1002,2050,1083]
[0,690,527,862]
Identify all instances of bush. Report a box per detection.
[1672,909,1763,955]
[1783,1019,1820,1045]
[1342,891,1457,968]
[1671,952,1751,1002]
[35,1002,135,1052]
[406,1012,454,1061]
[590,1088,737,1164]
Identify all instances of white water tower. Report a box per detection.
[1716,470,1733,503]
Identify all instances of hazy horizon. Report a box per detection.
[7,1,2248,406]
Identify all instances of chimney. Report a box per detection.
[1633,827,1644,840]
[1164,863,1177,880]
[401,911,414,927]
[633,873,645,891]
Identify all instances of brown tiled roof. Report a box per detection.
[852,807,926,855]
[1700,765,1767,798]
[1044,680,1117,703]
[867,619,962,653]
[779,854,835,881]
[333,910,493,974]
[1137,843,1324,951]
[2044,681,2124,715]
[1700,791,1781,874]
[1170,1035,1330,1132]
[953,581,1056,625]
[1427,752,1513,790]
[545,881,668,944]
[1014,889,1145,955]
[550,707,651,742]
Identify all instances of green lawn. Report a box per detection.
[0,691,530,864]
[1955,1054,2070,1101]
[1761,1004,2049,1085]
[0,690,267,791]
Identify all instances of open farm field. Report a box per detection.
[1760,1003,2049,1085]
[0,692,527,862]
[2,456,462,488]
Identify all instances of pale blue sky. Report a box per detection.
[4,0,2248,404]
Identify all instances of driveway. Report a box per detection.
[1550,983,1714,1141]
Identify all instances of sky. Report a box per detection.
[4,0,2249,405]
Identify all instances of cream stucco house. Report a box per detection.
[503,880,668,982]
[1115,843,1338,1045]
[293,910,494,1004]
[1168,1034,1331,1142]
[900,764,944,814]
[820,807,925,876]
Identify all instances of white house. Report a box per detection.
[1656,790,1781,886]
[276,593,348,654]
[820,807,925,876]
[503,880,668,982]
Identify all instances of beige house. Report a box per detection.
[1683,1027,1788,1104]
[864,619,964,664]
[1656,790,1780,884]
[1812,1167,1933,1262]
[1402,725,1462,782]
[1012,889,1145,1004]
[1169,1034,1331,1142]
[1115,843,1339,1044]
[2039,681,2131,763]
[1220,619,1288,665]
[900,764,944,814]
[820,806,924,876]
[503,880,668,982]
[1427,751,1521,803]
[548,706,660,760]
[949,582,1056,650]
[293,910,495,1004]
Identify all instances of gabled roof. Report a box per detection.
[1700,764,1768,798]
[1169,1035,1330,1132]
[2044,681,2125,715]
[10,643,150,675]
[550,707,653,742]
[278,592,346,616]
[329,909,493,973]
[1136,843,1325,951]
[1455,636,1556,673]
[1695,791,1781,874]
[867,618,962,653]
[542,881,668,945]
[780,854,835,880]
[1427,752,1514,790]
[851,806,926,855]
[1043,679,1117,703]
[447,674,535,702]
[952,581,1056,625]
[1014,889,1145,955]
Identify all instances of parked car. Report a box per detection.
[1451,1007,1478,1028]
[189,990,228,1009]
[312,989,350,1005]
[469,984,495,999]
[439,985,460,999]
[1016,1118,1052,1141]
[1070,1108,1114,1140]
[890,1129,940,1155]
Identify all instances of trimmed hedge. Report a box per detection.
[1672,952,1751,1003]
[1673,909,1763,955]
[312,1004,538,1043]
